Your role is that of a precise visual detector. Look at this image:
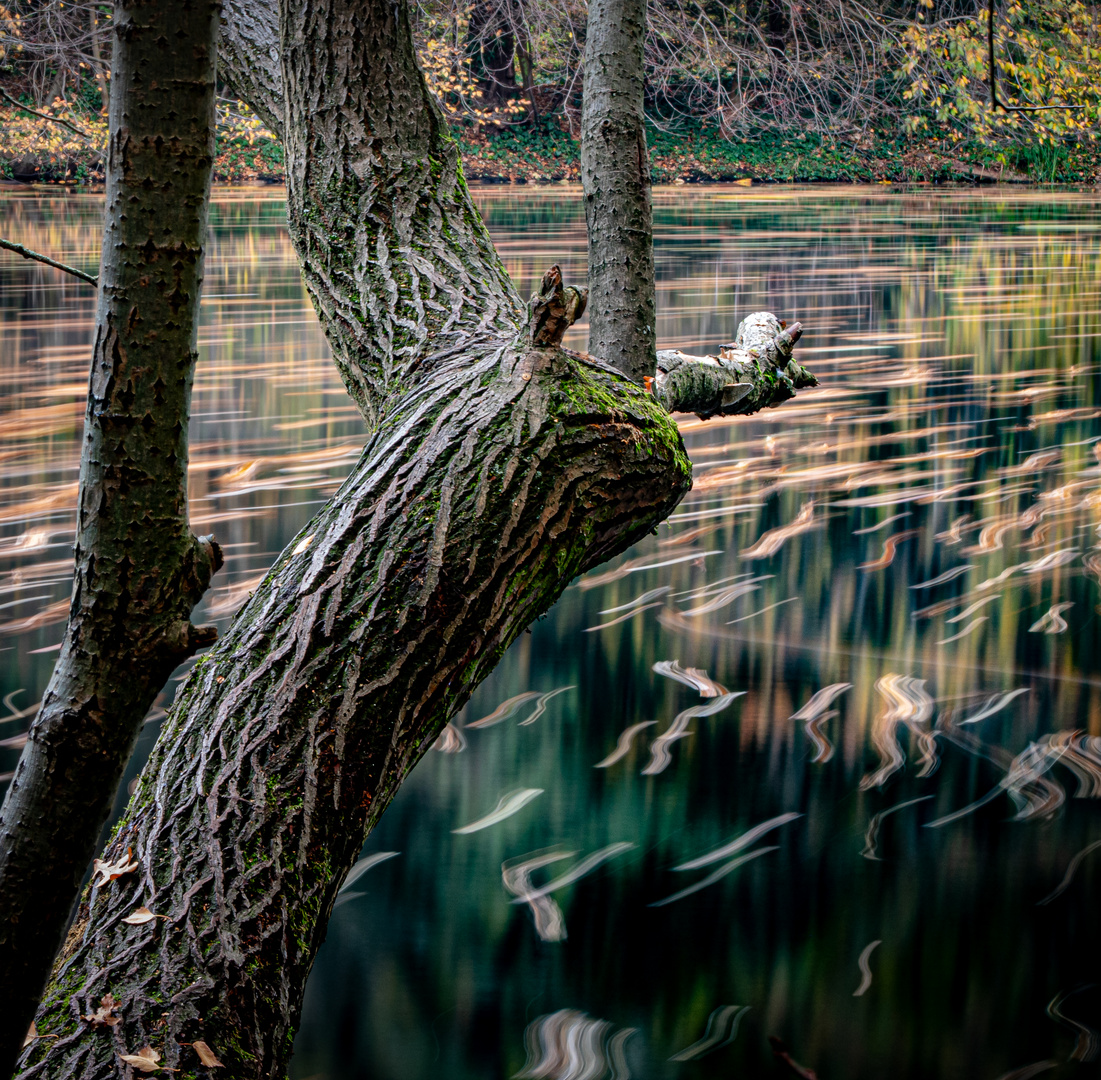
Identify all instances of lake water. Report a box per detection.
[2,185,1101,1079]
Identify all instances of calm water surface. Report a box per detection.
[3,185,1101,1079]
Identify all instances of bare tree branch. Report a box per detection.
[0,237,98,287]
[0,87,93,138]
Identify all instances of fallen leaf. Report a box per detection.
[22,1022,36,1048]
[122,906,158,925]
[82,992,121,1028]
[191,1040,223,1068]
[92,847,138,888]
[118,1045,161,1073]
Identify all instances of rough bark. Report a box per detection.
[0,1,221,1072]
[580,0,655,385]
[14,2,814,1077]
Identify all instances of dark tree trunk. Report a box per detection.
[767,0,789,53]
[466,0,517,107]
[88,8,109,116]
[0,0,220,1072]
[581,0,656,385]
[14,3,813,1078]
[516,24,540,122]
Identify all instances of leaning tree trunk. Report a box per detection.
[581,0,656,384]
[0,1,220,1072]
[14,1,813,1077]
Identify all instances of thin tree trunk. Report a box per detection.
[517,26,540,122]
[88,8,109,116]
[767,0,789,53]
[0,0,221,1072]
[465,0,517,107]
[14,2,814,1077]
[580,0,655,384]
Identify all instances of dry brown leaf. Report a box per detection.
[82,992,121,1028]
[122,906,158,925]
[91,847,138,888]
[191,1040,223,1068]
[118,1045,161,1073]
[21,1021,58,1048]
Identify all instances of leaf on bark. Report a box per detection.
[191,1040,224,1067]
[118,1045,161,1072]
[22,1020,57,1046]
[122,906,159,925]
[91,847,138,888]
[82,992,121,1027]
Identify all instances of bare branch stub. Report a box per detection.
[654,311,815,420]
[527,264,588,347]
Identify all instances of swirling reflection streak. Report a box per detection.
[652,847,780,907]
[642,692,745,775]
[502,851,574,942]
[652,659,728,697]
[595,721,658,768]
[861,795,934,860]
[860,675,937,790]
[453,788,544,834]
[467,691,544,729]
[675,812,803,871]
[669,1005,750,1061]
[852,939,882,996]
[515,1010,637,1080]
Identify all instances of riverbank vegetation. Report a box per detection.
[1,0,1098,185]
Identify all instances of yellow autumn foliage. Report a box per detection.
[897,0,1101,146]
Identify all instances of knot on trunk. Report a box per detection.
[526,264,588,347]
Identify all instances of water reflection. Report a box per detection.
[3,185,1101,1077]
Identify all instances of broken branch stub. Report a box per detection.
[654,311,815,420]
[527,264,589,347]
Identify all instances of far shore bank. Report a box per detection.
[4,123,1099,188]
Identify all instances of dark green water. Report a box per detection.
[3,186,1101,1079]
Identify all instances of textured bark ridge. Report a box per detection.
[0,1,221,1071]
[15,2,814,1077]
[280,0,522,431]
[20,342,689,1080]
[580,0,656,385]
